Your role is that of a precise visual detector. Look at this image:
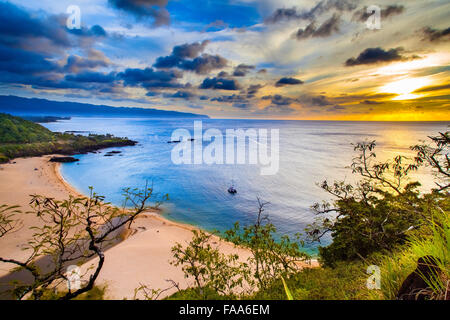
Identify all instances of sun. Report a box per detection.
[380,77,432,100]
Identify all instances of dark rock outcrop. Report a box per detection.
[397,256,442,300]
[49,156,79,163]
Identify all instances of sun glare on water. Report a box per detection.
[380,77,432,100]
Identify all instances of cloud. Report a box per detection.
[64,53,109,73]
[154,41,227,74]
[202,20,229,32]
[154,41,210,68]
[0,44,60,75]
[295,14,341,40]
[210,94,252,109]
[420,26,450,42]
[0,2,70,48]
[108,0,170,26]
[264,0,356,24]
[211,94,247,103]
[233,64,256,77]
[118,67,183,89]
[146,91,160,97]
[262,94,295,106]
[65,71,116,83]
[218,71,230,77]
[178,54,227,74]
[164,90,196,100]
[353,5,405,22]
[199,77,240,90]
[254,104,295,115]
[275,77,303,87]
[413,83,450,93]
[297,94,333,107]
[362,100,383,105]
[345,47,411,66]
[245,84,264,97]
[0,2,113,93]
[67,25,107,38]
[328,105,346,111]
[187,104,204,109]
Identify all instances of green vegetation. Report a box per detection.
[170,229,250,298]
[0,113,136,163]
[29,285,107,300]
[165,131,448,301]
[373,207,449,300]
[0,113,54,143]
[164,199,311,300]
[251,261,378,300]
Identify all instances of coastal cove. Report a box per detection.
[0,156,278,299]
[43,117,449,254]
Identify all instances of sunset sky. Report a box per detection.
[1,0,449,120]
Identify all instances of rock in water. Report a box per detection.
[49,156,79,163]
[397,256,442,300]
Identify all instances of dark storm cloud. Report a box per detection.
[108,0,170,26]
[0,2,107,51]
[295,14,341,40]
[65,71,116,83]
[345,47,409,66]
[0,2,113,93]
[233,64,255,77]
[154,41,227,74]
[275,77,304,87]
[200,77,240,90]
[118,67,183,89]
[421,26,450,42]
[67,25,107,37]
[0,44,60,75]
[178,54,227,74]
[154,41,210,68]
[353,5,405,22]
[264,0,356,24]
[0,2,70,48]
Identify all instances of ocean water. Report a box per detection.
[43,118,449,254]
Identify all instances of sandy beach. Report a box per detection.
[0,155,317,299]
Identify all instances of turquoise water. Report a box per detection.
[43,118,449,254]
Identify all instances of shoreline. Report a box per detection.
[0,155,318,299]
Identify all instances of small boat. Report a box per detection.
[228,186,237,194]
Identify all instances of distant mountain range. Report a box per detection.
[0,95,209,119]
